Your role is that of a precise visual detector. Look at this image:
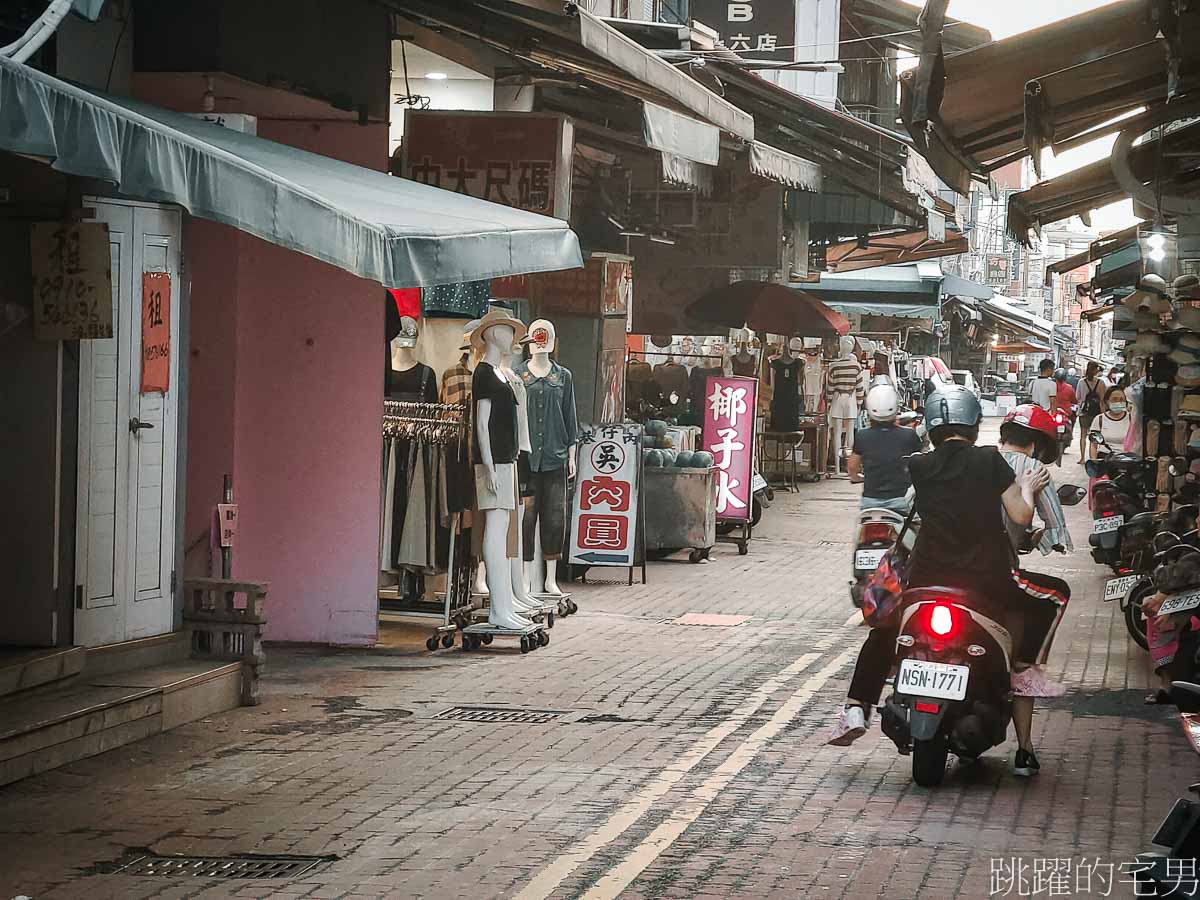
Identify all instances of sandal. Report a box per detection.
[1145,689,1173,705]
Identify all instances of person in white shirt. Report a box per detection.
[1030,359,1058,411]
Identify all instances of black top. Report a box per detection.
[388,362,437,402]
[852,424,922,499]
[907,442,1016,591]
[471,361,519,465]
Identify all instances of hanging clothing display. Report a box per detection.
[769,356,802,431]
[440,354,472,406]
[653,361,689,402]
[731,352,758,378]
[626,358,656,413]
[389,362,437,402]
[803,353,824,412]
[422,280,491,318]
[689,365,724,414]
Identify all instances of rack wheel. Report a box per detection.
[558,601,568,616]
[481,634,493,645]
[738,542,749,556]
[568,599,578,614]
[441,633,454,649]
[545,612,555,628]
[520,635,532,653]
[461,635,472,651]
[538,630,550,647]
[425,636,438,652]
[688,549,704,564]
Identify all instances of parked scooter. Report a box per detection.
[1087,432,1157,569]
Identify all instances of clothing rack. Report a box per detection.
[381,401,467,443]
[627,350,726,361]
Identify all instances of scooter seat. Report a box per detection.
[1172,681,1200,700]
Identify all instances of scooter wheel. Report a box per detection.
[912,738,949,787]
[520,635,532,653]
[481,633,493,645]
[1125,582,1152,651]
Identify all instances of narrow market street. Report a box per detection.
[1,425,1185,900]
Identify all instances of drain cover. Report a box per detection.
[110,853,327,879]
[433,705,563,724]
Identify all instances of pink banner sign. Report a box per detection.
[702,375,758,522]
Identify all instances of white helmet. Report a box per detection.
[865,383,900,423]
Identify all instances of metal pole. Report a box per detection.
[221,474,233,579]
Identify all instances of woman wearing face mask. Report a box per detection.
[1087,386,1131,459]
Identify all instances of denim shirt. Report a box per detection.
[514,360,578,472]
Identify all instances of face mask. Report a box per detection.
[1108,402,1127,414]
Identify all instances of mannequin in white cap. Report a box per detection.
[470,309,533,629]
[826,335,864,476]
[514,319,578,596]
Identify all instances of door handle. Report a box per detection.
[129,417,155,434]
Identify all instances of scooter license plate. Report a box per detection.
[751,473,768,493]
[897,659,969,701]
[854,548,887,572]
[1093,515,1124,535]
[1158,588,1200,617]
[1102,574,1140,602]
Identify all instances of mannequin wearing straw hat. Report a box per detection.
[470,309,533,629]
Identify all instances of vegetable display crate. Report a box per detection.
[643,467,716,564]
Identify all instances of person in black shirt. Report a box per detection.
[849,382,921,511]
[830,386,1068,778]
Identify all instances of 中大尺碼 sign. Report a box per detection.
[400,111,573,218]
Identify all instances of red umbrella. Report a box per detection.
[684,280,851,337]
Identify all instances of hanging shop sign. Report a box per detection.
[689,0,795,62]
[568,423,643,566]
[529,253,633,318]
[140,272,171,394]
[216,503,240,548]
[400,110,574,218]
[702,375,758,522]
[986,254,1010,286]
[30,221,113,340]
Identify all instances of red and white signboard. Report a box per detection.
[702,375,758,522]
[567,423,642,567]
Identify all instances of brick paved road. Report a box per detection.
[1,430,1190,899]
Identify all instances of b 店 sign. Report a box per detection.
[689,0,795,62]
[400,111,574,218]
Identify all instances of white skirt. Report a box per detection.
[829,392,858,420]
[474,462,517,510]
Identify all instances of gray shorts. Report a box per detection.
[523,466,569,561]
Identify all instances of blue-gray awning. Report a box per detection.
[0,56,582,288]
[821,300,938,320]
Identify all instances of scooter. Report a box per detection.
[1052,404,1075,467]
[879,586,1013,787]
[849,500,917,608]
[1087,432,1157,570]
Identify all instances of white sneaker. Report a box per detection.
[827,704,868,746]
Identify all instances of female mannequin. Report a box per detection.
[388,316,436,401]
[470,309,533,629]
[501,331,544,614]
[826,335,864,475]
[769,337,802,432]
[515,319,578,597]
[731,328,757,377]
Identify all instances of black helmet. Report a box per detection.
[923,384,982,430]
[1053,367,1068,382]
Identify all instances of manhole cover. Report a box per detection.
[109,853,328,879]
[671,613,750,627]
[432,706,563,724]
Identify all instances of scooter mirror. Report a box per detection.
[1084,459,1106,478]
[1057,484,1087,506]
[1171,456,1190,477]
[1089,432,1107,446]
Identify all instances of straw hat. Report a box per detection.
[470,307,527,354]
[459,318,482,352]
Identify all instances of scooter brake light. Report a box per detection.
[915,701,940,713]
[861,523,895,543]
[930,604,955,637]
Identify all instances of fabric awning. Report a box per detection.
[940,273,993,300]
[979,298,1053,341]
[900,0,1183,194]
[1081,304,1115,322]
[0,56,582,288]
[823,226,968,273]
[641,100,719,166]
[820,300,938,320]
[748,141,821,193]
[994,340,1051,354]
[685,281,850,336]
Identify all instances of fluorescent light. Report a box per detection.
[426,72,448,81]
[619,230,646,237]
[649,233,675,245]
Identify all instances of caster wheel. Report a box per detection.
[567,599,578,614]
[441,633,454,649]
[547,612,555,628]
[688,549,704,564]
[558,601,568,617]
[481,633,493,645]
[538,630,550,647]
[425,636,438,652]
[461,635,472,651]
[520,635,532,654]
[738,543,748,556]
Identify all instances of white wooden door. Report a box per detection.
[75,201,181,647]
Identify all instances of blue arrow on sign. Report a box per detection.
[576,552,631,564]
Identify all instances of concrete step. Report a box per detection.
[0,660,242,787]
[0,647,86,700]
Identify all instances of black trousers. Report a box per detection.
[846,569,1071,706]
[523,466,569,561]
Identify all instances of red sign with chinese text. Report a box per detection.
[702,376,758,522]
[399,111,572,217]
[140,272,171,394]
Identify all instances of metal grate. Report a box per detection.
[432,705,563,724]
[110,853,327,879]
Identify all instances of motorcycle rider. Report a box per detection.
[849,382,922,512]
[829,386,1064,777]
[997,405,1074,768]
[1031,359,1057,411]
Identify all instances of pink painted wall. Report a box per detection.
[140,72,389,645]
